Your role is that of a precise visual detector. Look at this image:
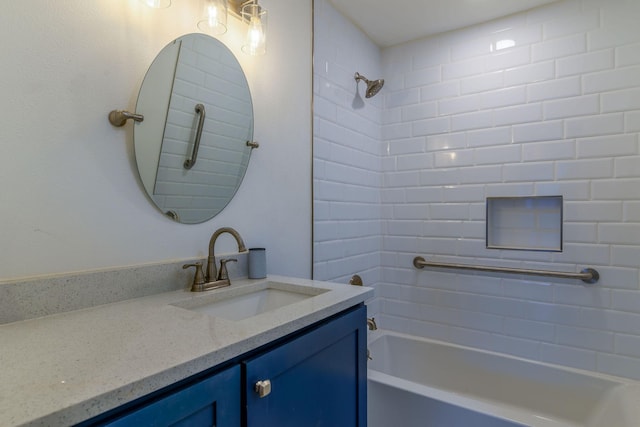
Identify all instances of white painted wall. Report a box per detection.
[0,0,312,280]
[314,0,640,380]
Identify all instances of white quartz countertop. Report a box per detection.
[0,275,372,426]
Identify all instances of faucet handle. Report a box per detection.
[183,262,205,291]
[217,258,238,281]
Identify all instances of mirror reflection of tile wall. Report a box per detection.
[154,37,252,223]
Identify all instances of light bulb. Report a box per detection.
[142,0,171,8]
[241,3,267,56]
[246,17,265,54]
[198,0,228,35]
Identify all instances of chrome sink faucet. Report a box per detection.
[183,227,247,292]
[207,227,247,282]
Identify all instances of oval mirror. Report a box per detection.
[134,33,254,224]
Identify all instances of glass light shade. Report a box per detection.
[241,2,267,56]
[141,0,171,8]
[197,0,228,35]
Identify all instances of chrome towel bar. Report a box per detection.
[413,256,599,284]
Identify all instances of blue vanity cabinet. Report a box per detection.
[244,305,368,427]
[83,305,366,427]
[103,365,241,427]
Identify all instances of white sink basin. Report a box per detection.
[172,281,330,321]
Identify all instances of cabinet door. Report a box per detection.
[244,305,367,427]
[103,365,241,427]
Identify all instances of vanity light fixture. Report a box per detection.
[239,0,267,56]
[215,0,269,55]
[198,0,229,35]
[140,0,171,8]
[140,0,267,56]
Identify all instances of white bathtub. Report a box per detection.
[367,331,640,427]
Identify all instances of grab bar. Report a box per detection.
[184,103,206,170]
[413,256,599,284]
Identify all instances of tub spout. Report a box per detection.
[367,317,377,331]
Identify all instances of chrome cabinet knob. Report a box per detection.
[254,379,271,398]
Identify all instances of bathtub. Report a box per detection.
[367,331,640,427]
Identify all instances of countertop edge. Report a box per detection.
[3,276,372,426]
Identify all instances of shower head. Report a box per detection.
[354,72,384,98]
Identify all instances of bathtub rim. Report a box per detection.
[368,370,535,426]
[366,329,639,427]
[367,329,636,385]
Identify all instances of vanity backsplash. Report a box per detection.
[0,254,248,325]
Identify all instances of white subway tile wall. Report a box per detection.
[314,0,640,380]
[313,0,383,294]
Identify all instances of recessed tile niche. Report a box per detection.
[486,196,563,252]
